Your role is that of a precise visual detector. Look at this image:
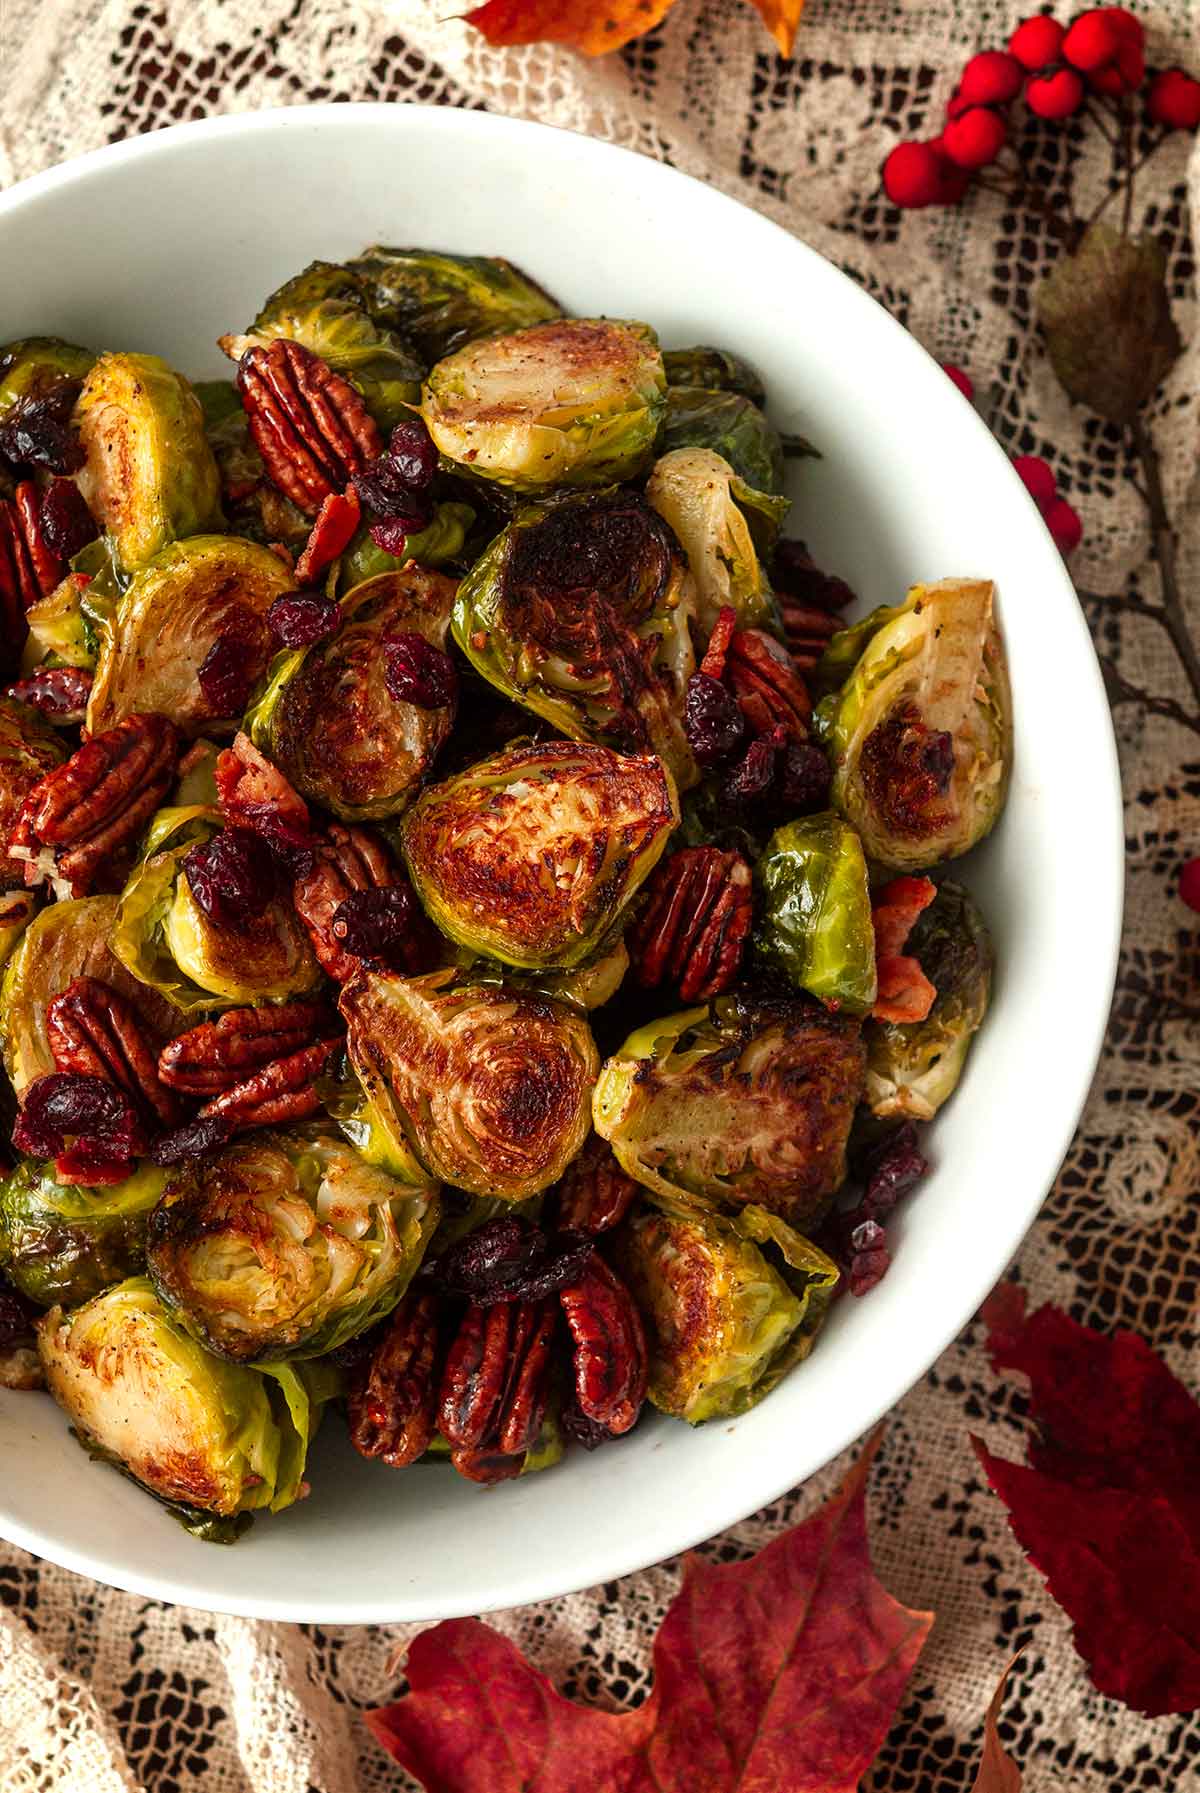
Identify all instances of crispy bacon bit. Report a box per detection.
[293,485,361,585]
[871,875,937,1024]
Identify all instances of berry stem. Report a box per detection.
[1082,103,1120,148]
[1120,101,1135,236]
[1131,417,1200,721]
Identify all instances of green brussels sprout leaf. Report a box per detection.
[645,446,786,634]
[754,812,877,1013]
[347,246,562,365]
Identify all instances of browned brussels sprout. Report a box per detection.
[0,697,66,889]
[645,447,786,633]
[0,1159,165,1308]
[662,345,766,404]
[348,247,562,365]
[658,388,787,499]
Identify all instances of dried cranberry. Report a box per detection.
[777,740,832,812]
[196,625,263,718]
[330,884,438,974]
[384,632,459,710]
[847,1219,891,1296]
[0,385,84,474]
[4,665,92,721]
[771,539,857,612]
[685,671,746,768]
[434,1217,595,1305]
[184,828,278,926]
[860,1121,929,1216]
[13,1072,141,1162]
[0,1277,38,1349]
[38,478,96,560]
[355,466,434,534]
[721,724,786,805]
[561,1398,616,1451]
[267,591,341,648]
[151,1114,237,1166]
[388,420,438,491]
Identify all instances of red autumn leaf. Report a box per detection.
[973,1286,1200,1715]
[971,1657,1023,1792]
[366,1430,931,1792]
[463,0,807,60]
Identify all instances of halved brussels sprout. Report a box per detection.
[0,890,35,970]
[451,492,698,791]
[0,1159,165,1308]
[86,535,296,737]
[21,573,100,672]
[422,319,666,491]
[113,807,320,1012]
[645,447,787,633]
[613,1197,839,1422]
[662,346,766,404]
[593,993,865,1228]
[348,247,562,365]
[146,1128,440,1363]
[814,578,1012,872]
[335,502,476,592]
[0,337,95,420]
[193,379,242,431]
[452,930,630,1013]
[37,1277,329,1533]
[658,388,787,500]
[754,813,876,1013]
[317,1055,439,1187]
[247,564,458,820]
[2,895,181,1097]
[0,697,66,888]
[74,353,223,571]
[339,967,599,1201]
[402,740,677,970]
[866,879,993,1120]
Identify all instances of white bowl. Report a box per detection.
[0,104,1122,1622]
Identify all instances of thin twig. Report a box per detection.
[1132,417,1200,715]
[1120,101,1135,236]
[1082,103,1120,147]
[1100,655,1200,738]
[1077,588,1172,632]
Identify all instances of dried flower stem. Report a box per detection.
[1099,656,1200,740]
[1131,418,1200,719]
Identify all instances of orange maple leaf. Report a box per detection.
[463,0,807,60]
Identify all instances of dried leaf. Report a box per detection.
[748,0,807,58]
[462,0,682,57]
[974,1287,1200,1715]
[1036,223,1182,424]
[366,1430,932,1791]
[971,1656,1023,1792]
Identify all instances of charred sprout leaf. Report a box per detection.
[645,447,786,634]
[147,1128,440,1363]
[74,353,223,571]
[0,1159,165,1308]
[422,319,666,492]
[339,967,599,1201]
[316,1056,437,1187]
[593,994,865,1229]
[348,247,562,365]
[402,740,677,970]
[247,564,458,821]
[335,502,476,591]
[662,346,766,405]
[37,1276,329,1523]
[866,879,992,1120]
[451,491,698,791]
[658,389,787,501]
[754,812,876,1013]
[814,578,1011,872]
[86,535,295,737]
[1037,224,1183,425]
[113,807,320,1011]
[0,696,67,886]
[613,1196,838,1422]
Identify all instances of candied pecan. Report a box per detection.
[236,339,382,517]
[13,481,62,598]
[293,486,360,585]
[559,1258,647,1438]
[727,629,811,741]
[13,712,179,896]
[0,495,39,613]
[438,1297,557,1479]
[348,1292,441,1469]
[550,1135,639,1237]
[196,1036,342,1134]
[628,845,753,1002]
[450,1444,525,1485]
[47,976,182,1129]
[778,599,840,671]
[157,998,336,1095]
[292,822,403,981]
[771,540,857,613]
[4,666,93,723]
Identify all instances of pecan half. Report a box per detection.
[551,1135,639,1237]
[195,1036,342,1134]
[236,340,382,517]
[47,976,182,1130]
[13,481,62,598]
[778,598,840,672]
[157,999,335,1095]
[627,845,753,1002]
[727,629,811,741]
[11,712,179,897]
[438,1297,557,1483]
[559,1258,647,1438]
[0,488,44,614]
[348,1292,441,1469]
[292,822,401,981]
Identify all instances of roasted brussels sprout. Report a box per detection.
[658,388,787,500]
[0,697,66,888]
[613,1198,839,1422]
[422,319,666,491]
[247,565,458,820]
[146,1128,440,1362]
[866,879,993,1120]
[0,337,95,420]
[1,895,180,1097]
[334,502,476,591]
[340,967,599,1201]
[348,247,562,365]
[402,740,677,970]
[0,1159,165,1307]
[113,807,320,1011]
[86,536,296,737]
[74,353,223,571]
[37,1277,330,1533]
[815,578,1012,871]
[451,492,698,790]
[453,931,630,1013]
[193,379,242,431]
[662,346,766,404]
[593,993,865,1228]
[754,813,876,1013]
[21,573,100,672]
[0,890,35,970]
[645,447,786,633]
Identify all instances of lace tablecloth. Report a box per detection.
[2,3,1199,1788]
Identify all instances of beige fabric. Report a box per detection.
[2,2,1200,1786]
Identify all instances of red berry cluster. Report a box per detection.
[1012,453,1083,555]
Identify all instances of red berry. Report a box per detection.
[1148,68,1200,130]
[1044,496,1083,554]
[1009,16,1066,71]
[1102,7,1144,51]
[883,141,950,207]
[1179,858,1200,913]
[941,364,974,401]
[941,106,1008,168]
[1026,67,1087,118]
[959,50,1025,107]
[946,90,973,120]
[1063,13,1121,72]
[1012,454,1058,507]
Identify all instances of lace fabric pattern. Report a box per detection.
[2,3,1199,1788]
